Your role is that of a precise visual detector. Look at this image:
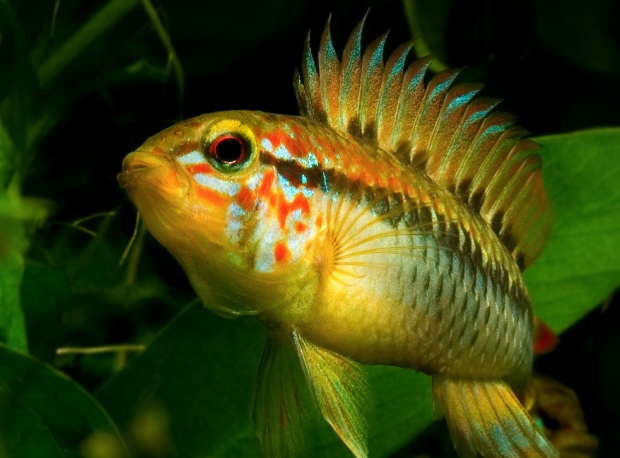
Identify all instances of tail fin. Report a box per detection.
[433,376,559,457]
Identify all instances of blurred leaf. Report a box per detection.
[0,343,128,457]
[0,211,28,352]
[0,0,38,170]
[526,128,620,332]
[0,113,14,190]
[402,0,451,72]
[533,0,620,74]
[20,261,70,358]
[96,303,434,457]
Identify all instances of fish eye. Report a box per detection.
[209,135,246,165]
[203,120,257,173]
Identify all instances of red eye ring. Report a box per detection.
[208,135,246,165]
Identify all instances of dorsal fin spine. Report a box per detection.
[339,17,364,131]
[426,84,483,172]
[391,57,431,148]
[409,69,461,165]
[439,98,501,180]
[302,32,321,120]
[294,18,553,269]
[359,33,388,136]
[319,17,341,126]
[377,41,412,147]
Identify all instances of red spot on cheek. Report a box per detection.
[277,194,310,230]
[237,186,255,210]
[291,194,310,216]
[277,200,290,230]
[315,215,323,228]
[294,222,307,233]
[274,241,291,263]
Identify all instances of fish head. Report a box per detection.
[118,111,318,318]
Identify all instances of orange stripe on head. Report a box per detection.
[257,169,276,198]
[196,186,228,207]
[187,163,215,175]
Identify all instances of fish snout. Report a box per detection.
[121,151,169,173]
[117,151,172,189]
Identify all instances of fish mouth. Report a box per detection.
[117,151,171,189]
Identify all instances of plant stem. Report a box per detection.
[140,0,184,117]
[37,0,140,88]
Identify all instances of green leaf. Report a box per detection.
[96,303,434,457]
[526,128,620,332]
[532,0,620,74]
[0,0,37,180]
[0,213,28,352]
[402,0,452,72]
[0,344,129,457]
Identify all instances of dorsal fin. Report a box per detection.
[293,17,552,269]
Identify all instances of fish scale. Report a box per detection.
[119,15,557,458]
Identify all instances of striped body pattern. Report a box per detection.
[119,16,556,458]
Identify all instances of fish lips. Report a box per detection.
[117,151,191,196]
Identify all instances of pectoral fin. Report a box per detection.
[433,376,559,457]
[293,330,370,458]
[251,334,310,457]
[252,330,370,458]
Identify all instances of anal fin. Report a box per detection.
[433,376,559,457]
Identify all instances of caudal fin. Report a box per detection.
[433,376,558,457]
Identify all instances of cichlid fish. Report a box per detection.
[118,16,557,458]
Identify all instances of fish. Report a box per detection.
[118,15,557,458]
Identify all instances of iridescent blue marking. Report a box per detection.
[404,60,429,93]
[464,104,496,125]
[273,144,291,161]
[429,73,458,102]
[367,38,386,74]
[245,172,263,191]
[177,151,204,165]
[277,172,299,202]
[446,91,477,113]
[194,173,240,196]
[321,171,329,192]
[228,203,246,218]
[261,138,273,152]
[301,152,319,168]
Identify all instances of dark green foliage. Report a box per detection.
[1,0,619,456]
